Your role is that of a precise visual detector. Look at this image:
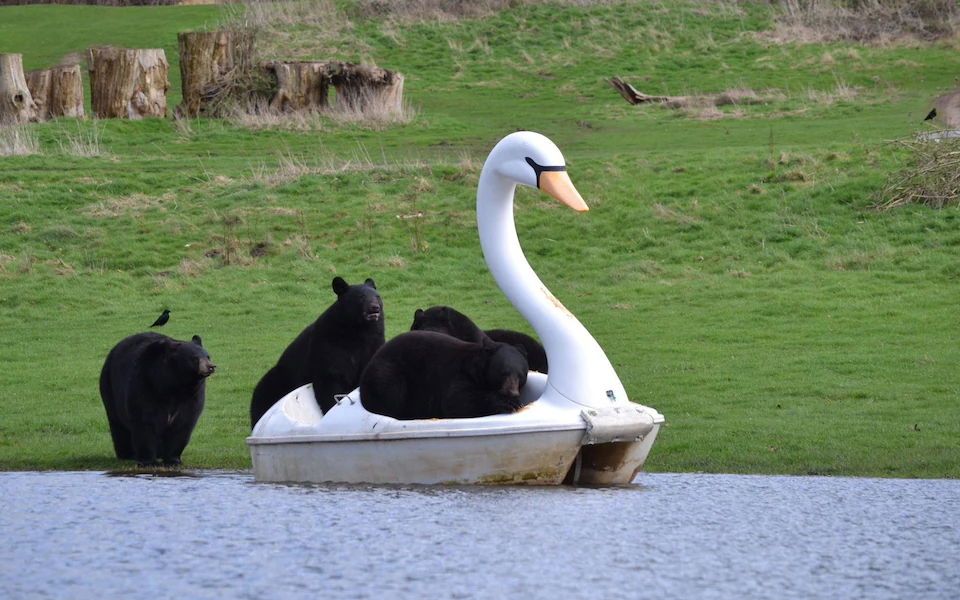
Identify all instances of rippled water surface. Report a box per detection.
[1,471,958,599]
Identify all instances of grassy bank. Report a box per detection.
[1,1,958,477]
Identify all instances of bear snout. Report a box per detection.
[364,304,382,321]
[499,375,522,398]
[200,361,216,377]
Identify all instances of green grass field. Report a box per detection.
[1,1,958,477]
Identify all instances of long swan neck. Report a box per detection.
[477,168,629,407]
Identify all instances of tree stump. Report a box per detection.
[88,47,169,119]
[25,65,85,121]
[263,61,332,112]
[330,62,404,115]
[175,30,256,118]
[0,53,39,124]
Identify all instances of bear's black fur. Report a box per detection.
[250,277,385,427]
[410,305,548,373]
[99,332,215,466]
[360,330,529,420]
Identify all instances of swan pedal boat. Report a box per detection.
[247,131,666,485]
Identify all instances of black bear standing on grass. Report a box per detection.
[410,305,548,373]
[360,330,529,420]
[99,332,216,467]
[249,277,385,427]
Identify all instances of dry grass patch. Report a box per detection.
[347,0,519,23]
[81,193,172,218]
[267,207,304,217]
[653,203,699,226]
[224,91,414,132]
[179,257,215,277]
[56,120,106,157]
[0,253,17,273]
[283,234,316,259]
[248,153,315,187]
[770,0,960,44]
[662,88,787,110]
[247,150,383,187]
[386,255,407,268]
[0,123,41,156]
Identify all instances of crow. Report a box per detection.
[150,309,170,328]
[925,108,937,121]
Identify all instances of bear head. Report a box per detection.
[164,335,216,381]
[331,276,384,327]
[474,337,528,398]
[410,306,485,343]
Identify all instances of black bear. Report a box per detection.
[360,330,529,420]
[249,277,385,427]
[99,332,216,466]
[410,305,548,373]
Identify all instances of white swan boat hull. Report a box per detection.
[247,373,663,485]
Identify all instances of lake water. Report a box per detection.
[1,471,957,599]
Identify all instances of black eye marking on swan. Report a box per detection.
[525,157,566,189]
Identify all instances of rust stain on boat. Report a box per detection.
[540,285,575,319]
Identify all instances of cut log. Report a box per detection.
[263,61,332,112]
[608,77,672,105]
[330,62,404,115]
[0,53,39,124]
[25,65,85,121]
[175,30,256,118]
[88,47,169,119]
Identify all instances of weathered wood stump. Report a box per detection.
[0,53,39,124]
[25,64,85,121]
[88,47,169,119]
[330,62,404,114]
[263,60,332,112]
[175,30,256,118]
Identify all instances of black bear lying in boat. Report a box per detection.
[360,330,529,419]
[410,305,548,373]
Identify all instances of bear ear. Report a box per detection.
[465,350,492,385]
[364,278,377,289]
[332,277,349,296]
[191,335,203,347]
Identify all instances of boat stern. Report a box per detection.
[566,403,665,485]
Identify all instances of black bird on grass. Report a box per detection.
[150,309,170,328]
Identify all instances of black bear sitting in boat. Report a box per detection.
[410,305,548,373]
[360,330,529,419]
[99,332,215,466]
[250,277,385,428]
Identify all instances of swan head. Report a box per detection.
[482,131,588,212]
